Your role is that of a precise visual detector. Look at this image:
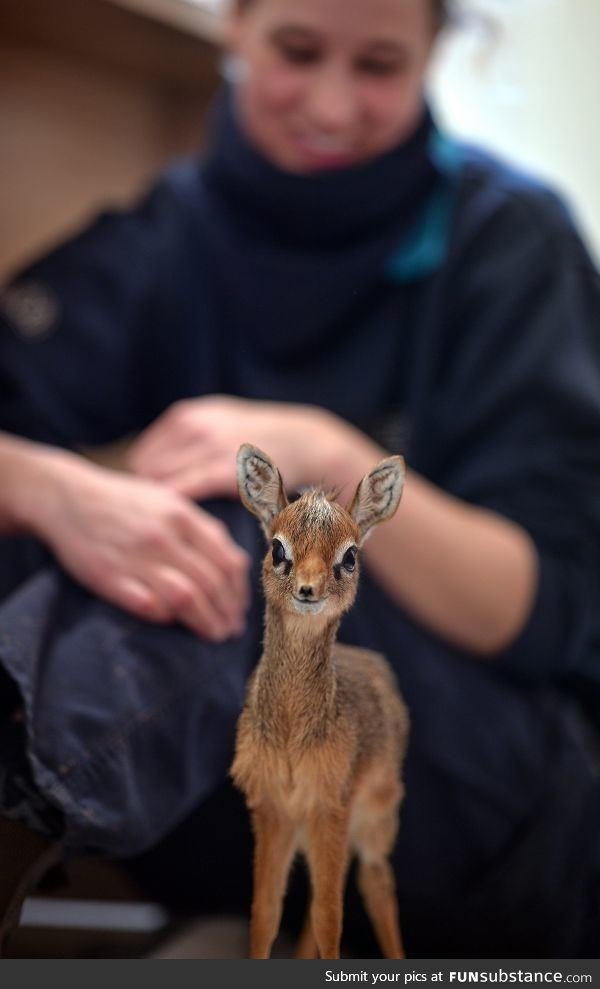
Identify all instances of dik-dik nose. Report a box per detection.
[294,563,327,600]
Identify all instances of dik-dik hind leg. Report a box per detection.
[250,808,296,959]
[305,812,350,959]
[355,792,405,959]
[357,857,404,959]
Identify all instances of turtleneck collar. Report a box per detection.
[203,88,439,251]
[195,86,457,383]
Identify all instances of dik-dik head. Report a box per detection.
[237,444,405,620]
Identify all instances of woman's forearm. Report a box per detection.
[0,432,71,535]
[364,468,538,656]
[323,420,538,657]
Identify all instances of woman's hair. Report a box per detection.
[434,0,450,28]
[236,0,455,31]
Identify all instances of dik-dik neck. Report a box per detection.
[255,603,341,747]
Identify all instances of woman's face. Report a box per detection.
[226,0,438,174]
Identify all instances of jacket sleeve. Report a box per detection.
[0,178,180,448]
[430,179,600,682]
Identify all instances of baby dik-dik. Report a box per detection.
[231,444,410,960]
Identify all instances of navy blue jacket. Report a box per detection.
[1,132,600,697]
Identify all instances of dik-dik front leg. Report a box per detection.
[250,807,297,959]
[305,810,350,959]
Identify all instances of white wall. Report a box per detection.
[429,0,600,262]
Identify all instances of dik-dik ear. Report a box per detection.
[349,456,405,544]
[236,444,289,538]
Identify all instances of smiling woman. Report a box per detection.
[225,0,441,171]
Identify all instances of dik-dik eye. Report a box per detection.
[342,546,357,572]
[272,538,288,567]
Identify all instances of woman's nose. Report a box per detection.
[305,66,357,134]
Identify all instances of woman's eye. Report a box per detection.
[342,547,357,572]
[356,50,409,77]
[357,59,401,77]
[279,45,320,66]
[272,538,288,567]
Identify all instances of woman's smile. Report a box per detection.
[287,129,358,170]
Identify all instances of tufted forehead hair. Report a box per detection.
[274,490,359,561]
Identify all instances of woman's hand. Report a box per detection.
[127,395,380,501]
[14,445,250,641]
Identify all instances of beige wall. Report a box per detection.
[430,0,600,262]
[0,44,165,277]
[0,0,219,280]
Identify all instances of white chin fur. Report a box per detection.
[292,598,327,616]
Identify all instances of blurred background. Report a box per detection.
[430,0,600,263]
[1,0,599,284]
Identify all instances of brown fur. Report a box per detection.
[231,446,409,959]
